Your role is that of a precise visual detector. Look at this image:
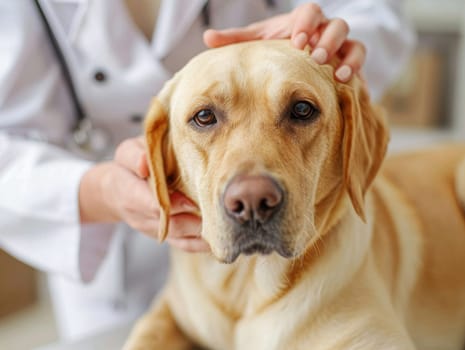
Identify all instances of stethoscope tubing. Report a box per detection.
[34,0,87,128]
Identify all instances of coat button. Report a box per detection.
[130,114,143,123]
[94,70,107,83]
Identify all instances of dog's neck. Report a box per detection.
[174,192,373,321]
[250,193,370,312]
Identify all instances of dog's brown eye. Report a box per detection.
[192,109,217,128]
[291,101,319,121]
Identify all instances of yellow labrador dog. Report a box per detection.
[124,40,465,350]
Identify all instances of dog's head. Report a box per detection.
[145,40,389,263]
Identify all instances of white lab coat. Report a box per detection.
[0,0,415,341]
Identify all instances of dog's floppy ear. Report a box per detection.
[144,98,177,242]
[338,78,389,221]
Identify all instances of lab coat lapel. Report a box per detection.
[40,0,87,40]
[152,0,207,58]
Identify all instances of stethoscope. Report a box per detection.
[34,0,113,160]
[34,0,276,160]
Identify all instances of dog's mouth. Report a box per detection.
[221,231,293,264]
[241,242,274,255]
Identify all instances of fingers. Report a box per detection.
[111,139,207,252]
[138,153,150,179]
[205,3,325,50]
[292,11,363,82]
[114,137,149,179]
[286,3,364,81]
[135,212,201,238]
[167,212,207,254]
[169,191,198,215]
[291,3,326,49]
[335,40,366,82]
[204,13,293,48]
[153,213,210,253]
[115,168,160,216]
[167,213,202,239]
[124,187,199,235]
[311,18,349,64]
[136,192,200,240]
[204,27,261,48]
[204,2,365,83]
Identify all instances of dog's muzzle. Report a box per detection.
[221,175,291,263]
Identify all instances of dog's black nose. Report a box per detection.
[223,175,283,225]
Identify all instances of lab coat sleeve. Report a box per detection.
[0,1,114,282]
[292,0,416,100]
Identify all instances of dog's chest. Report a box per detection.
[168,253,287,349]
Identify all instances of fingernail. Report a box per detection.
[311,48,328,64]
[309,34,318,47]
[335,65,353,82]
[292,32,308,49]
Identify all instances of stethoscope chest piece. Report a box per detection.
[67,119,112,160]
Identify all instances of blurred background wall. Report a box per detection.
[384,0,465,150]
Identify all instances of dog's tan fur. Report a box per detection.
[124,41,465,350]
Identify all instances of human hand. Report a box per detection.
[79,137,210,253]
[203,2,365,83]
